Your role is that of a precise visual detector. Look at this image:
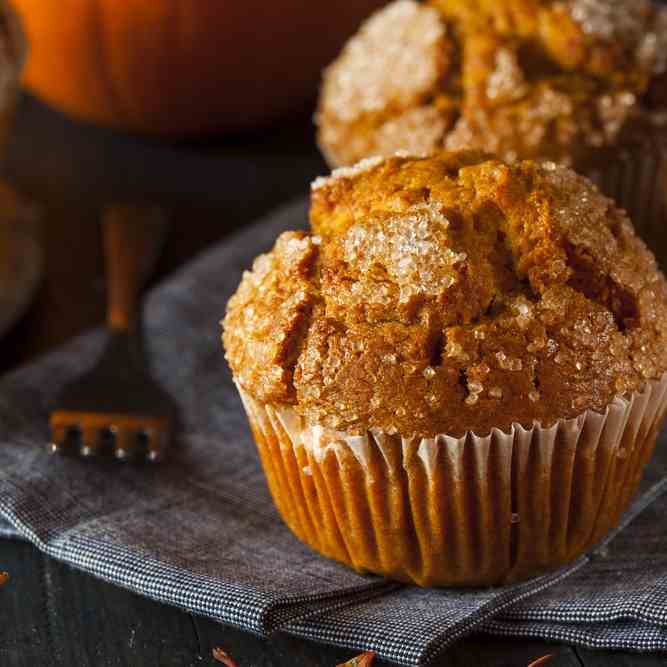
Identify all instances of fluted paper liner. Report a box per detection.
[237,374,667,587]
[585,132,667,270]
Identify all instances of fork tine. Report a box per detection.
[146,448,164,463]
[49,424,65,454]
[49,421,73,455]
[114,426,136,461]
[80,425,102,457]
[143,428,167,463]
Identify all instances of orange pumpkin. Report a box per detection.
[11,0,386,135]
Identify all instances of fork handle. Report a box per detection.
[103,205,167,332]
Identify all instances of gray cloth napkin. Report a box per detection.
[0,197,666,666]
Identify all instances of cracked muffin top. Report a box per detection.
[223,151,667,437]
[317,0,667,167]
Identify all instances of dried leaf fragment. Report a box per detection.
[0,572,8,587]
[527,655,554,667]
[337,651,377,667]
[212,647,239,667]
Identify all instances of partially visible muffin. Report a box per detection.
[317,0,667,167]
[225,151,667,437]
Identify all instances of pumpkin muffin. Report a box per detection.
[317,0,666,166]
[223,151,667,586]
[316,0,667,263]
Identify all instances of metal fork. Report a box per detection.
[49,205,175,462]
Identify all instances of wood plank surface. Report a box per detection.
[7,539,664,667]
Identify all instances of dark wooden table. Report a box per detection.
[0,94,664,667]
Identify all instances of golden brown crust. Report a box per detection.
[223,151,667,437]
[317,0,667,167]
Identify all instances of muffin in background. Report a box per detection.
[316,0,667,263]
[223,151,667,586]
[317,0,666,167]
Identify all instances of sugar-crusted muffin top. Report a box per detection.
[317,0,667,167]
[223,151,667,437]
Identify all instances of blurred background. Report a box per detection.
[0,0,386,373]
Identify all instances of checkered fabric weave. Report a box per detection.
[0,199,666,665]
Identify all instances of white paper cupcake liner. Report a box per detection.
[237,373,667,587]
